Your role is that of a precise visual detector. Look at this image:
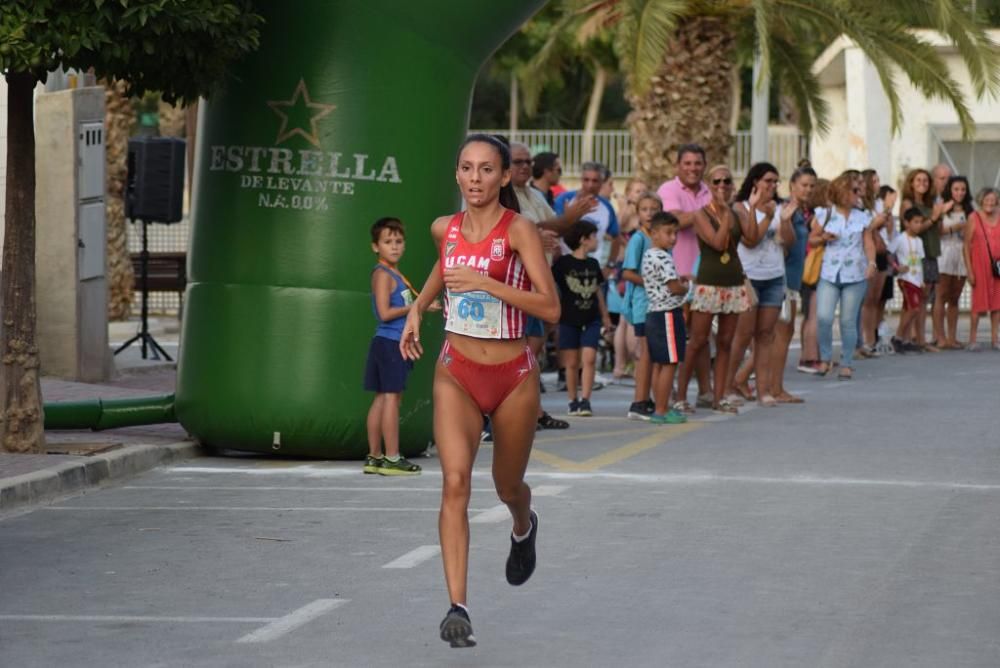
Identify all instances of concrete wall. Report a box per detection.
[35,87,110,381]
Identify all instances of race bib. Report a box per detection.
[445,290,503,338]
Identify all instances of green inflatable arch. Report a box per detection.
[169,0,544,457]
[45,0,544,457]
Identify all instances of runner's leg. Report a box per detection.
[434,366,485,607]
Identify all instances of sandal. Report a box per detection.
[735,383,756,401]
[757,394,778,407]
[537,412,570,430]
[712,400,739,415]
[672,401,695,415]
[775,393,805,404]
[815,362,831,377]
[966,342,981,352]
[838,367,853,380]
[724,393,745,407]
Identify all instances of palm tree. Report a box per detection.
[103,79,135,321]
[529,0,1000,185]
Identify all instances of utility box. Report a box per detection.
[35,87,111,382]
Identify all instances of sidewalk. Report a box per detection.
[1,321,196,516]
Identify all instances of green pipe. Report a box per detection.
[44,394,177,431]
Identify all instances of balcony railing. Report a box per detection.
[473,127,809,181]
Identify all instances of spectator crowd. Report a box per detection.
[504,142,1000,423]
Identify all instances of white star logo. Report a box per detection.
[266,79,336,148]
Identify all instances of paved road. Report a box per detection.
[2,349,998,667]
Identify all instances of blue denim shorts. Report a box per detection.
[750,275,786,308]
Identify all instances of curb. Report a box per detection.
[0,440,202,515]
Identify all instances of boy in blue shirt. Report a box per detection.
[363,217,423,475]
[620,192,661,419]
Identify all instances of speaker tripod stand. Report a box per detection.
[114,219,173,361]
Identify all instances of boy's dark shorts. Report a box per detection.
[558,321,601,350]
[364,335,412,393]
[645,308,687,364]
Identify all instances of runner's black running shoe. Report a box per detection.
[439,605,476,648]
[506,510,538,586]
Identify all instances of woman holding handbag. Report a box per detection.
[964,187,1000,350]
[810,172,890,379]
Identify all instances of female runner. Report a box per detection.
[400,134,560,648]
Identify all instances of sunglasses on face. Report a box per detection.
[712,177,733,186]
[512,159,533,166]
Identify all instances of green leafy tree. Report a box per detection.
[0,0,262,453]
[532,0,1000,184]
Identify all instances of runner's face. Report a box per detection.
[580,170,603,196]
[637,198,661,226]
[677,152,705,188]
[510,146,532,188]
[791,174,816,204]
[457,142,510,208]
[373,229,405,264]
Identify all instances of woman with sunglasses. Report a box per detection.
[811,171,888,378]
[725,162,792,408]
[674,165,757,414]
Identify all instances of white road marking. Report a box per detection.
[532,484,569,497]
[43,506,491,512]
[469,504,510,524]
[236,599,348,644]
[0,614,270,623]
[160,466,1000,491]
[123,485,488,493]
[382,545,440,569]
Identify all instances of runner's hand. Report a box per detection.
[443,265,486,293]
[400,309,424,360]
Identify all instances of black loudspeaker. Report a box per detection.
[125,136,186,223]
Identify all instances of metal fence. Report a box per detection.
[476,126,810,180]
[133,127,976,315]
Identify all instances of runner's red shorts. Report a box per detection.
[438,340,535,415]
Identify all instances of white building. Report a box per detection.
[810,29,1000,193]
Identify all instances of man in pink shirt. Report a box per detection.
[657,144,711,277]
[656,144,713,408]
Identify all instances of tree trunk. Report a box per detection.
[626,16,736,186]
[104,79,135,321]
[581,65,607,165]
[1,72,45,454]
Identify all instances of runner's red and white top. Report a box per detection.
[439,209,530,339]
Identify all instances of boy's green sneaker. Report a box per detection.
[378,456,422,476]
[651,410,688,425]
[363,455,383,474]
